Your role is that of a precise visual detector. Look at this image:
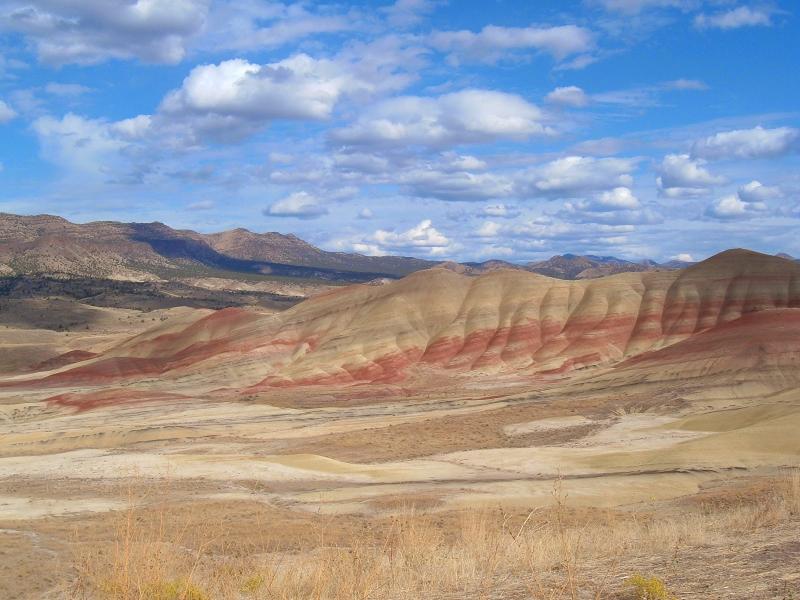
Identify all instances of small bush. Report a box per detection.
[144,579,209,600]
[240,574,265,595]
[626,573,675,600]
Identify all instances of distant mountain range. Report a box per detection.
[0,213,434,283]
[450,254,694,280]
[0,213,793,289]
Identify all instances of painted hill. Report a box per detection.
[13,249,800,401]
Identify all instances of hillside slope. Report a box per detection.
[0,213,435,282]
[12,249,800,396]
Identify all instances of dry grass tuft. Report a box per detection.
[67,470,800,600]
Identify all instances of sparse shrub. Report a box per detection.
[239,574,264,595]
[144,579,209,600]
[626,573,675,600]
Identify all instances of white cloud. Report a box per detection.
[443,153,488,171]
[354,219,455,256]
[357,207,374,219]
[737,180,782,203]
[32,112,149,179]
[188,199,214,210]
[691,126,800,160]
[572,137,627,156]
[545,86,589,107]
[429,24,593,63]
[332,89,551,147]
[560,187,655,226]
[476,245,514,258]
[401,168,514,201]
[483,204,520,218]
[671,253,694,262]
[596,186,641,210]
[476,221,502,238]
[1,0,208,65]
[112,115,153,140]
[656,153,724,197]
[474,217,636,253]
[265,191,328,219]
[0,99,16,123]
[199,0,352,52]
[160,49,418,143]
[162,55,347,121]
[592,0,695,14]
[664,79,708,91]
[694,6,774,30]
[333,152,391,174]
[382,0,436,28]
[705,180,775,221]
[44,83,93,96]
[706,194,768,220]
[517,156,637,197]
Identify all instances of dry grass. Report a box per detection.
[65,470,800,600]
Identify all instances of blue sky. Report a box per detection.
[0,0,798,263]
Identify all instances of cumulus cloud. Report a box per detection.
[475,245,514,258]
[559,187,656,227]
[474,217,636,255]
[483,204,520,218]
[31,112,151,180]
[663,78,708,91]
[429,24,594,63]
[591,187,641,210]
[200,0,352,52]
[0,0,208,65]
[187,199,214,210]
[656,153,724,197]
[705,180,777,220]
[694,6,775,30]
[591,0,695,14]
[112,114,153,140]
[517,156,637,197]
[353,219,455,256]
[331,89,551,147]
[671,253,694,262]
[161,56,350,126]
[691,126,800,160]
[476,220,502,238]
[400,168,514,201]
[382,0,437,28]
[442,153,488,171]
[160,48,420,143]
[545,86,589,107]
[0,99,16,123]
[705,194,768,220]
[737,180,782,203]
[44,83,93,97]
[265,191,328,219]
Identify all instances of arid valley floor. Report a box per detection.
[1,248,799,599]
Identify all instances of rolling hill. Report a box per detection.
[12,249,800,401]
[0,213,436,283]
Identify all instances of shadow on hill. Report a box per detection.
[128,223,399,283]
[0,276,303,316]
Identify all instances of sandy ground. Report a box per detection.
[2,379,799,520]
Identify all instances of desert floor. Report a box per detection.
[1,303,799,599]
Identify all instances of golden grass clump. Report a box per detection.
[625,573,675,600]
[67,470,800,600]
